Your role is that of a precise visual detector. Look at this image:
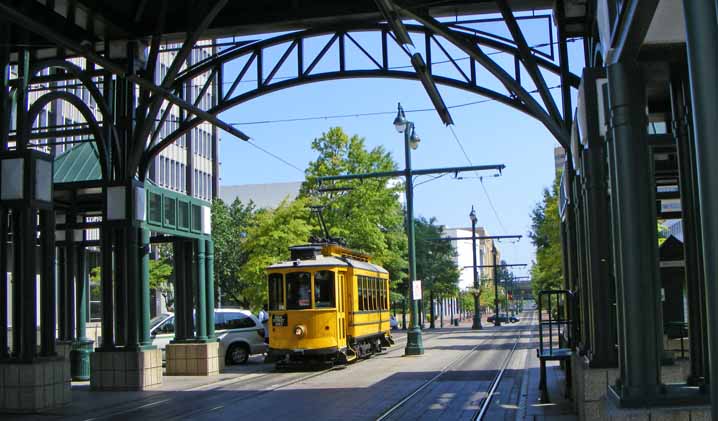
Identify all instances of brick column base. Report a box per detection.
[166,342,219,376]
[89,349,162,390]
[0,357,71,413]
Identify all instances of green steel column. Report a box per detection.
[0,209,6,358]
[0,24,7,359]
[114,229,127,346]
[65,224,77,341]
[71,244,92,380]
[606,115,627,384]
[58,242,68,340]
[582,92,616,366]
[140,229,152,346]
[125,227,139,349]
[100,224,115,349]
[75,245,88,339]
[184,241,195,338]
[404,122,424,356]
[19,209,37,361]
[11,211,21,355]
[471,213,482,330]
[670,70,706,385]
[493,243,500,326]
[682,1,718,415]
[606,60,662,404]
[39,210,56,357]
[205,239,215,339]
[172,239,187,342]
[195,240,207,340]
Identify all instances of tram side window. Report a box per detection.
[379,279,385,310]
[268,273,284,310]
[371,278,379,310]
[383,279,388,310]
[358,276,366,311]
[286,272,312,310]
[314,271,335,308]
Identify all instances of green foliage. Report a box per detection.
[414,216,460,298]
[459,291,474,312]
[148,258,173,292]
[238,198,315,312]
[529,174,564,298]
[211,198,258,307]
[302,127,408,286]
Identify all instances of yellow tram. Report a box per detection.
[266,243,394,365]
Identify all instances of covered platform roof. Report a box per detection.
[4,0,554,55]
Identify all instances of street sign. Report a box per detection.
[412,280,422,300]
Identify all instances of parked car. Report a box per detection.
[486,314,520,324]
[150,308,268,365]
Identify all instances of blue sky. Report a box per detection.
[215,16,584,280]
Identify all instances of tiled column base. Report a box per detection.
[0,357,71,413]
[166,342,219,376]
[90,349,162,391]
[572,354,619,421]
[605,398,708,420]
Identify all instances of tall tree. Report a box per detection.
[211,198,257,307]
[414,216,460,327]
[238,198,315,312]
[302,127,408,287]
[529,174,564,298]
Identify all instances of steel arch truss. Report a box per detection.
[143,18,578,173]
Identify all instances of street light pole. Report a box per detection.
[493,242,501,326]
[395,103,424,356]
[470,206,482,330]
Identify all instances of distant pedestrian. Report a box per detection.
[258,304,269,343]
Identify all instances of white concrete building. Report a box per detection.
[443,226,501,291]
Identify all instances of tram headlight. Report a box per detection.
[294,325,306,337]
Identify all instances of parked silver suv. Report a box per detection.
[150,308,268,365]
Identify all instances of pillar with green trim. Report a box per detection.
[195,239,207,341]
[205,239,216,339]
[140,228,153,347]
[71,244,93,381]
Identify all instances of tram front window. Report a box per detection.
[286,272,312,310]
[268,273,284,310]
[314,271,335,308]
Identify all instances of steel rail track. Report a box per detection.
[375,311,535,421]
[85,329,451,420]
[473,310,536,421]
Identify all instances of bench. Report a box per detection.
[537,290,574,403]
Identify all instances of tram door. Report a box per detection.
[337,272,347,348]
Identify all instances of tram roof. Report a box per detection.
[267,256,389,274]
[9,0,553,55]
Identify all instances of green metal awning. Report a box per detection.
[53,142,101,183]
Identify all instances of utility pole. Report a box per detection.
[470,206,482,330]
[493,243,500,326]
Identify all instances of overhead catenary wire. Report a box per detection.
[447,124,509,234]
